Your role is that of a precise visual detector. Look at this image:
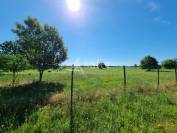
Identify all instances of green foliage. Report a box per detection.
[0,55,8,70]
[0,41,27,83]
[2,55,26,72]
[161,59,177,69]
[98,62,107,69]
[140,55,158,71]
[0,41,20,55]
[12,16,67,81]
[134,64,139,68]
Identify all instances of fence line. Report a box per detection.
[157,66,160,89]
[70,64,74,133]
[69,65,177,131]
[175,66,177,82]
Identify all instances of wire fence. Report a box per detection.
[0,65,176,132]
[69,65,177,133]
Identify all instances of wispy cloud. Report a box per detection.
[154,17,171,25]
[148,1,160,12]
[129,0,176,30]
[175,25,177,30]
[134,0,160,12]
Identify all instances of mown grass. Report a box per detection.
[0,67,177,132]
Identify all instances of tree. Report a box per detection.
[0,55,8,70]
[140,56,158,71]
[12,17,67,82]
[161,59,177,69]
[0,41,27,83]
[134,64,138,68]
[98,62,107,69]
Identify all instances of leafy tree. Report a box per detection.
[0,55,8,70]
[140,56,158,71]
[161,59,177,69]
[0,41,27,83]
[98,62,107,69]
[12,17,67,82]
[134,64,138,68]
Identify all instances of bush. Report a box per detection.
[98,63,107,69]
[161,59,176,69]
[134,64,138,68]
[140,56,158,71]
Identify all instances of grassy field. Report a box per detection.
[0,67,177,132]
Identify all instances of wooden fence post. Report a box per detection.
[157,66,160,89]
[123,65,127,88]
[70,64,74,133]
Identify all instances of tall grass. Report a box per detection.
[0,68,177,132]
[0,82,64,132]
[16,90,177,133]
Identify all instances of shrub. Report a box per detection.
[140,56,158,71]
[98,63,107,69]
[161,59,176,69]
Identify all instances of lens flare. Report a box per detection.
[66,0,81,12]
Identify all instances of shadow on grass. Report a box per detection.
[0,71,5,77]
[147,70,172,72]
[0,81,64,132]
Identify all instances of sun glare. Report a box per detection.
[66,0,81,12]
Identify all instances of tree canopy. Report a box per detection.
[0,55,8,70]
[0,41,27,83]
[98,62,107,69]
[140,56,158,71]
[12,17,67,81]
[161,59,177,69]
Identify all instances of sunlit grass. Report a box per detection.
[0,67,177,132]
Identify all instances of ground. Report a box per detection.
[0,67,177,132]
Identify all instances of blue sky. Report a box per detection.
[0,0,177,65]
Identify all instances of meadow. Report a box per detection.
[0,67,177,132]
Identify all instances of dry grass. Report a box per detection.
[75,90,109,103]
[48,92,66,104]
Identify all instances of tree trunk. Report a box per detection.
[39,70,44,82]
[12,71,16,84]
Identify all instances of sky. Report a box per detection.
[0,0,177,66]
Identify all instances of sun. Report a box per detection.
[66,0,81,12]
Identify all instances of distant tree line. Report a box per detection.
[161,59,177,69]
[140,55,177,71]
[0,17,67,83]
[97,56,176,71]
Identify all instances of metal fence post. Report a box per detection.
[70,64,74,133]
[175,64,177,82]
[123,65,127,88]
[157,66,160,89]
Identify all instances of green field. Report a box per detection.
[0,67,177,132]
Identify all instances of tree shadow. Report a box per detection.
[147,70,171,72]
[0,81,64,131]
[0,71,5,77]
